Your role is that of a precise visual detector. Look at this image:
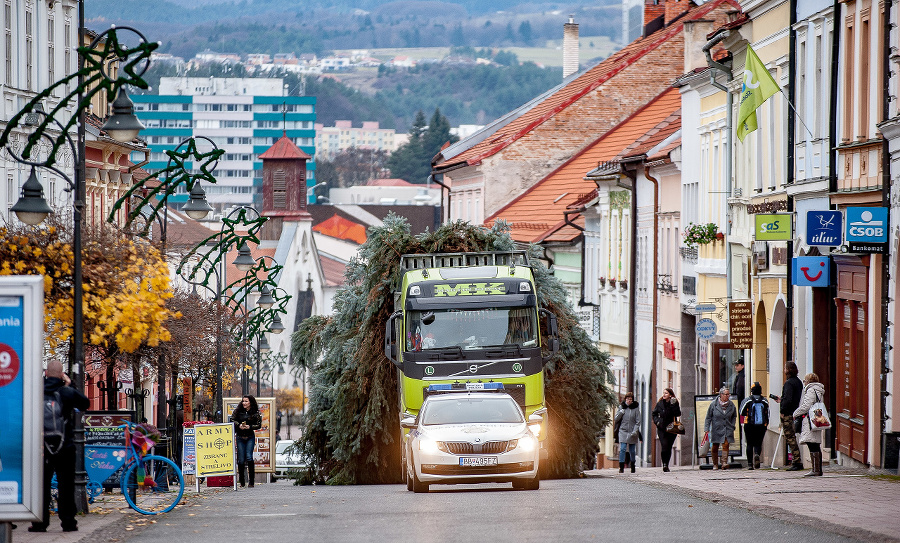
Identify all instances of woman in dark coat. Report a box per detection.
[652,388,681,472]
[704,387,736,469]
[231,395,262,487]
[614,392,641,473]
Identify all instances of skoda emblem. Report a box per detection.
[425,366,434,376]
[474,438,481,443]
[469,364,478,374]
[512,363,523,372]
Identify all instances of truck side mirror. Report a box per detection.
[539,309,560,365]
[384,311,402,367]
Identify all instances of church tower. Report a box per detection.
[259,133,312,240]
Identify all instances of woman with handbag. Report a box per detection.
[739,382,769,470]
[614,392,641,473]
[652,388,682,472]
[704,387,737,469]
[792,373,826,477]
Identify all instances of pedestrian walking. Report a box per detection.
[793,373,826,477]
[739,382,769,470]
[231,395,262,488]
[615,392,641,473]
[772,361,804,470]
[652,388,681,472]
[30,361,89,533]
[705,387,736,469]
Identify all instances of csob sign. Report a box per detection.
[805,210,842,246]
[792,256,830,287]
[845,207,887,253]
[754,213,793,241]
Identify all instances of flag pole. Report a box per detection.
[780,89,815,140]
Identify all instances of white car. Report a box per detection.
[274,439,306,478]
[403,390,541,493]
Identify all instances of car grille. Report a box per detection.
[443,441,508,454]
[422,462,534,476]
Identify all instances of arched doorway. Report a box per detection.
[754,300,769,393]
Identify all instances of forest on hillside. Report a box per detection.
[87,0,623,59]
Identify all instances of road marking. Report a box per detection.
[239,513,299,517]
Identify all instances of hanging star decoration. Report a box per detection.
[108,138,225,232]
[221,259,283,311]
[0,27,157,166]
[177,207,269,286]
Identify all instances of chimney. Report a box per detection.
[644,0,666,30]
[563,15,579,79]
[665,0,691,25]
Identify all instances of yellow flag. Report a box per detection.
[736,45,781,142]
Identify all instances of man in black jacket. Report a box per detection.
[30,361,89,533]
[732,361,746,405]
[773,361,804,471]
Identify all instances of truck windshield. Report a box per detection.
[406,307,537,351]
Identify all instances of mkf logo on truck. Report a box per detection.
[433,282,506,297]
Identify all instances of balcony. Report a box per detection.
[657,274,678,294]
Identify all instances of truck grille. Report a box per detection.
[443,441,508,454]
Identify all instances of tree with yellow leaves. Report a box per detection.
[0,217,178,355]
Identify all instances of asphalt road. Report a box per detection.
[113,477,860,543]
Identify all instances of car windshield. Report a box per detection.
[421,397,524,425]
[406,307,537,351]
[276,442,293,454]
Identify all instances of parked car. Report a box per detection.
[403,390,542,493]
[274,439,306,478]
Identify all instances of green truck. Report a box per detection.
[384,251,558,470]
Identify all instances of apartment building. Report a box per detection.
[132,77,317,211]
[314,120,398,158]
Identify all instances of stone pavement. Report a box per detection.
[586,463,900,542]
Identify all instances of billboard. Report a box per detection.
[224,397,276,473]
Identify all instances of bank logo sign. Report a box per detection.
[754,213,792,241]
[846,207,887,242]
[806,210,842,246]
[792,256,830,287]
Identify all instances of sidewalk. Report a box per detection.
[586,463,900,542]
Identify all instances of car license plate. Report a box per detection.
[459,457,498,467]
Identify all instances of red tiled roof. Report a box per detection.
[648,138,681,163]
[223,245,277,289]
[319,254,347,287]
[620,110,681,160]
[435,0,737,171]
[366,178,414,187]
[485,87,682,243]
[259,134,312,160]
[312,213,367,244]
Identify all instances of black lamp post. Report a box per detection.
[96,379,122,411]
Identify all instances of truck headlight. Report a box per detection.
[528,423,541,438]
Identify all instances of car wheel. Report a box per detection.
[523,473,540,491]
[411,464,429,493]
[511,480,524,490]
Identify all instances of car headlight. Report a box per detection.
[419,438,440,453]
[517,435,537,452]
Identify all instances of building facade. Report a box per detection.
[314,120,398,159]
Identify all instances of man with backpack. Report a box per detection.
[739,382,769,470]
[30,361,88,533]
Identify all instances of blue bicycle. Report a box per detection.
[117,421,185,515]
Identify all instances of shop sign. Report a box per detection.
[694,303,717,314]
[754,213,793,241]
[845,207,887,253]
[792,256,830,287]
[806,210,843,246]
[728,301,753,350]
[696,318,717,341]
[663,338,677,360]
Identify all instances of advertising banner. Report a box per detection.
[727,302,753,350]
[754,214,793,241]
[194,423,235,477]
[805,210,842,246]
[182,427,196,476]
[845,207,888,253]
[0,276,43,522]
[224,397,276,473]
[792,256,830,287]
[83,412,132,488]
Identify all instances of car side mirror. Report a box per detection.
[400,416,417,429]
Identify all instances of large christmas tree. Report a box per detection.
[291,216,615,484]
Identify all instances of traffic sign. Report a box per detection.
[696,318,717,341]
[694,304,717,314]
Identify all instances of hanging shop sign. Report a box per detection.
[845,207,887,253]
[696,318,718,341]
[805,210,843,246]
[792,256,831,287]
[754,213,793,241]
[728,301,753,350]
[747,200,788,214]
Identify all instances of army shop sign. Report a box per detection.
[194,423,235,477]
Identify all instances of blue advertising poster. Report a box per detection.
[806,210,843,246]
[0,295,25,504]
[792,256,831,287]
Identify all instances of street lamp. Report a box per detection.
[0,25,159,513]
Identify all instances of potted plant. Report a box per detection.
[599,277,606,287]
[619,279,628,290]
[683,222,720,247]
[609,278,617,288]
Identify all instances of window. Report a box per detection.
[843,13,855,141]
[5,2,12,83]
[273,169,286,208]
[64,19,71,75]
[25,8,33,90]
[48,18,55,85]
